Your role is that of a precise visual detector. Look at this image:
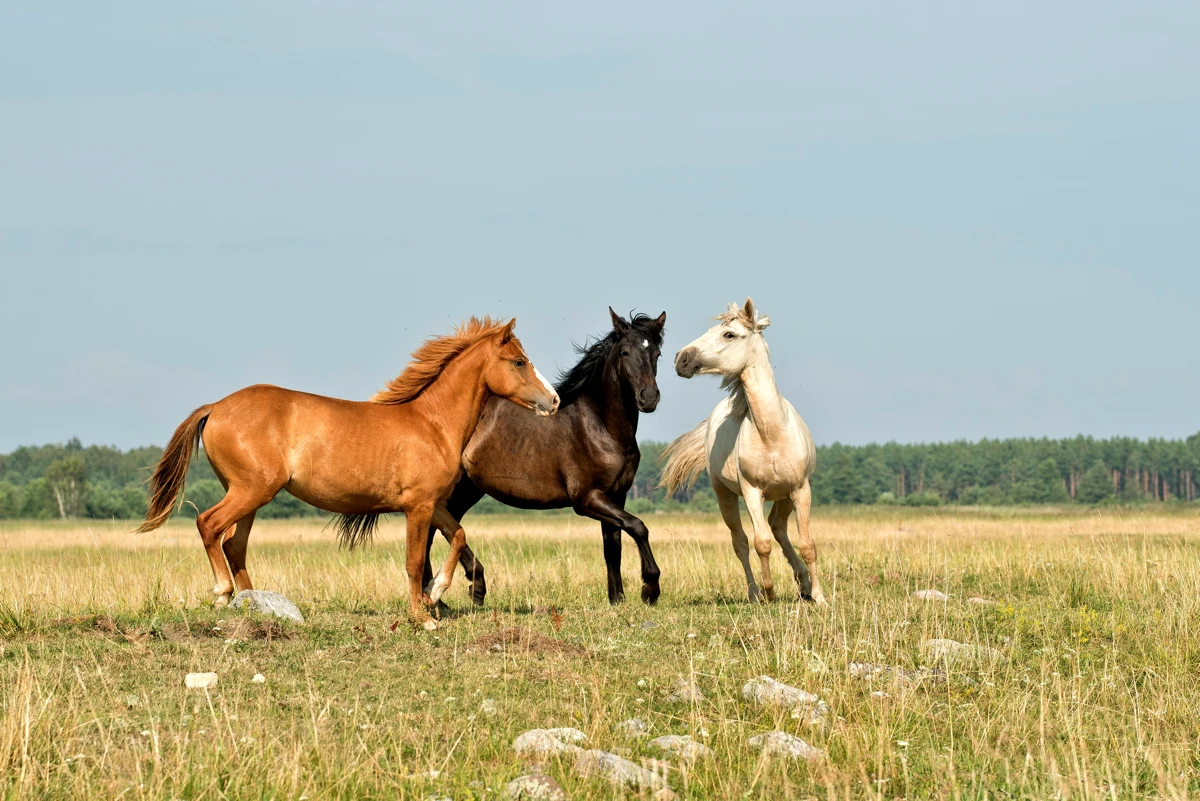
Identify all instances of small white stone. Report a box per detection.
[481,698,498,717]
[185,672,218,689]
[912,589,949,601]
[251,673,266,684]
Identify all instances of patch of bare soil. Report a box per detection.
[471,627,588,657]
[52,614,117,633]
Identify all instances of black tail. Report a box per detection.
[330,513,383,550]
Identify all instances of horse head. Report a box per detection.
[608,307,666,413]
[674,297,770,380]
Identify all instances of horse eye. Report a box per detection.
[723,331,736,340]
[514,359,526,368]
[621,350,630,357]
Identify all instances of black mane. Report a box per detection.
[554,313,663,406]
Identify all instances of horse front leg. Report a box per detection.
[405,505,436,628]
[715,482,758,601]
[577,490,661,605]
[739,482,776,602]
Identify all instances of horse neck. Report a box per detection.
[409,342,494,453]
[733,338,787,440]
[589,350,639,443]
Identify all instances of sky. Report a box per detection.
[1,2,1198,453]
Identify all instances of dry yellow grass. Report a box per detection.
[2,506,1199,799]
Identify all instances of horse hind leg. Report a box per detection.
[790,482,826,606]
[768,499,809,597]
[196,490,265,605]
[221,511,257,594]
[715,482,759,602]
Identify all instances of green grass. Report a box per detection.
[2,509,1199,799]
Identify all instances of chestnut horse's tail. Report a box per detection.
[660,419,709,497]
[137,404,213,533]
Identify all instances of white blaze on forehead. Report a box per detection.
[642,339,649,348]
[534,366,555,395]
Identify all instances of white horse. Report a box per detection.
[661,298,825,605]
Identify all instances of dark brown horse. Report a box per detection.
[424,309,665,605]
[138,318,559,625]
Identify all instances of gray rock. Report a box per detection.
[742,675,820,709]
[616,718,652,738]
[230,590,304,623]
[513,728,587,760]
[648,734,712,762]
[920,638,1005,667]
[912,589,949,601]
[742,675,830,725]
[748,731,825,761]
[640,620,658,630]
[503,774,567,801]
[572,749,668,790]
[667,678,705,703]
[967,596,997,606]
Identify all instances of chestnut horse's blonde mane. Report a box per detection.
[371,316,511,405]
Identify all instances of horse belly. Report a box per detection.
[464,442,570,508]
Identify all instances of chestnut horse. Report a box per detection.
[137,318,559,623]
[422,309,666,606]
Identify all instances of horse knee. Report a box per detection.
[754,537,773,558]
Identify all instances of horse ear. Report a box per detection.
[654,311,666,329]
[608,306,630,333]
[743,297,756,320]
[500,318,516,344]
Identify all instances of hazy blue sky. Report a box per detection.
[2,2,1197,452]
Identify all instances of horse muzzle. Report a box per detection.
[674,347,700,378]
[534,392,560,417]
[636,387,660,413]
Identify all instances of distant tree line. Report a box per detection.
[634,434,1200,509]
[1,433,1198,520]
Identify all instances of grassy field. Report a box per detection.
[2,507,1199,799]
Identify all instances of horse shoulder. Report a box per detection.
[707,399,743,493]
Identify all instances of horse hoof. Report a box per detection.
[421,619,439,632]
[640,584,660,606]
[213,594,231,608]
[608,592,627,606]
[762,588,776,603]
[470,583,487,607]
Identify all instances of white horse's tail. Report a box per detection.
[660,420,708,497]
